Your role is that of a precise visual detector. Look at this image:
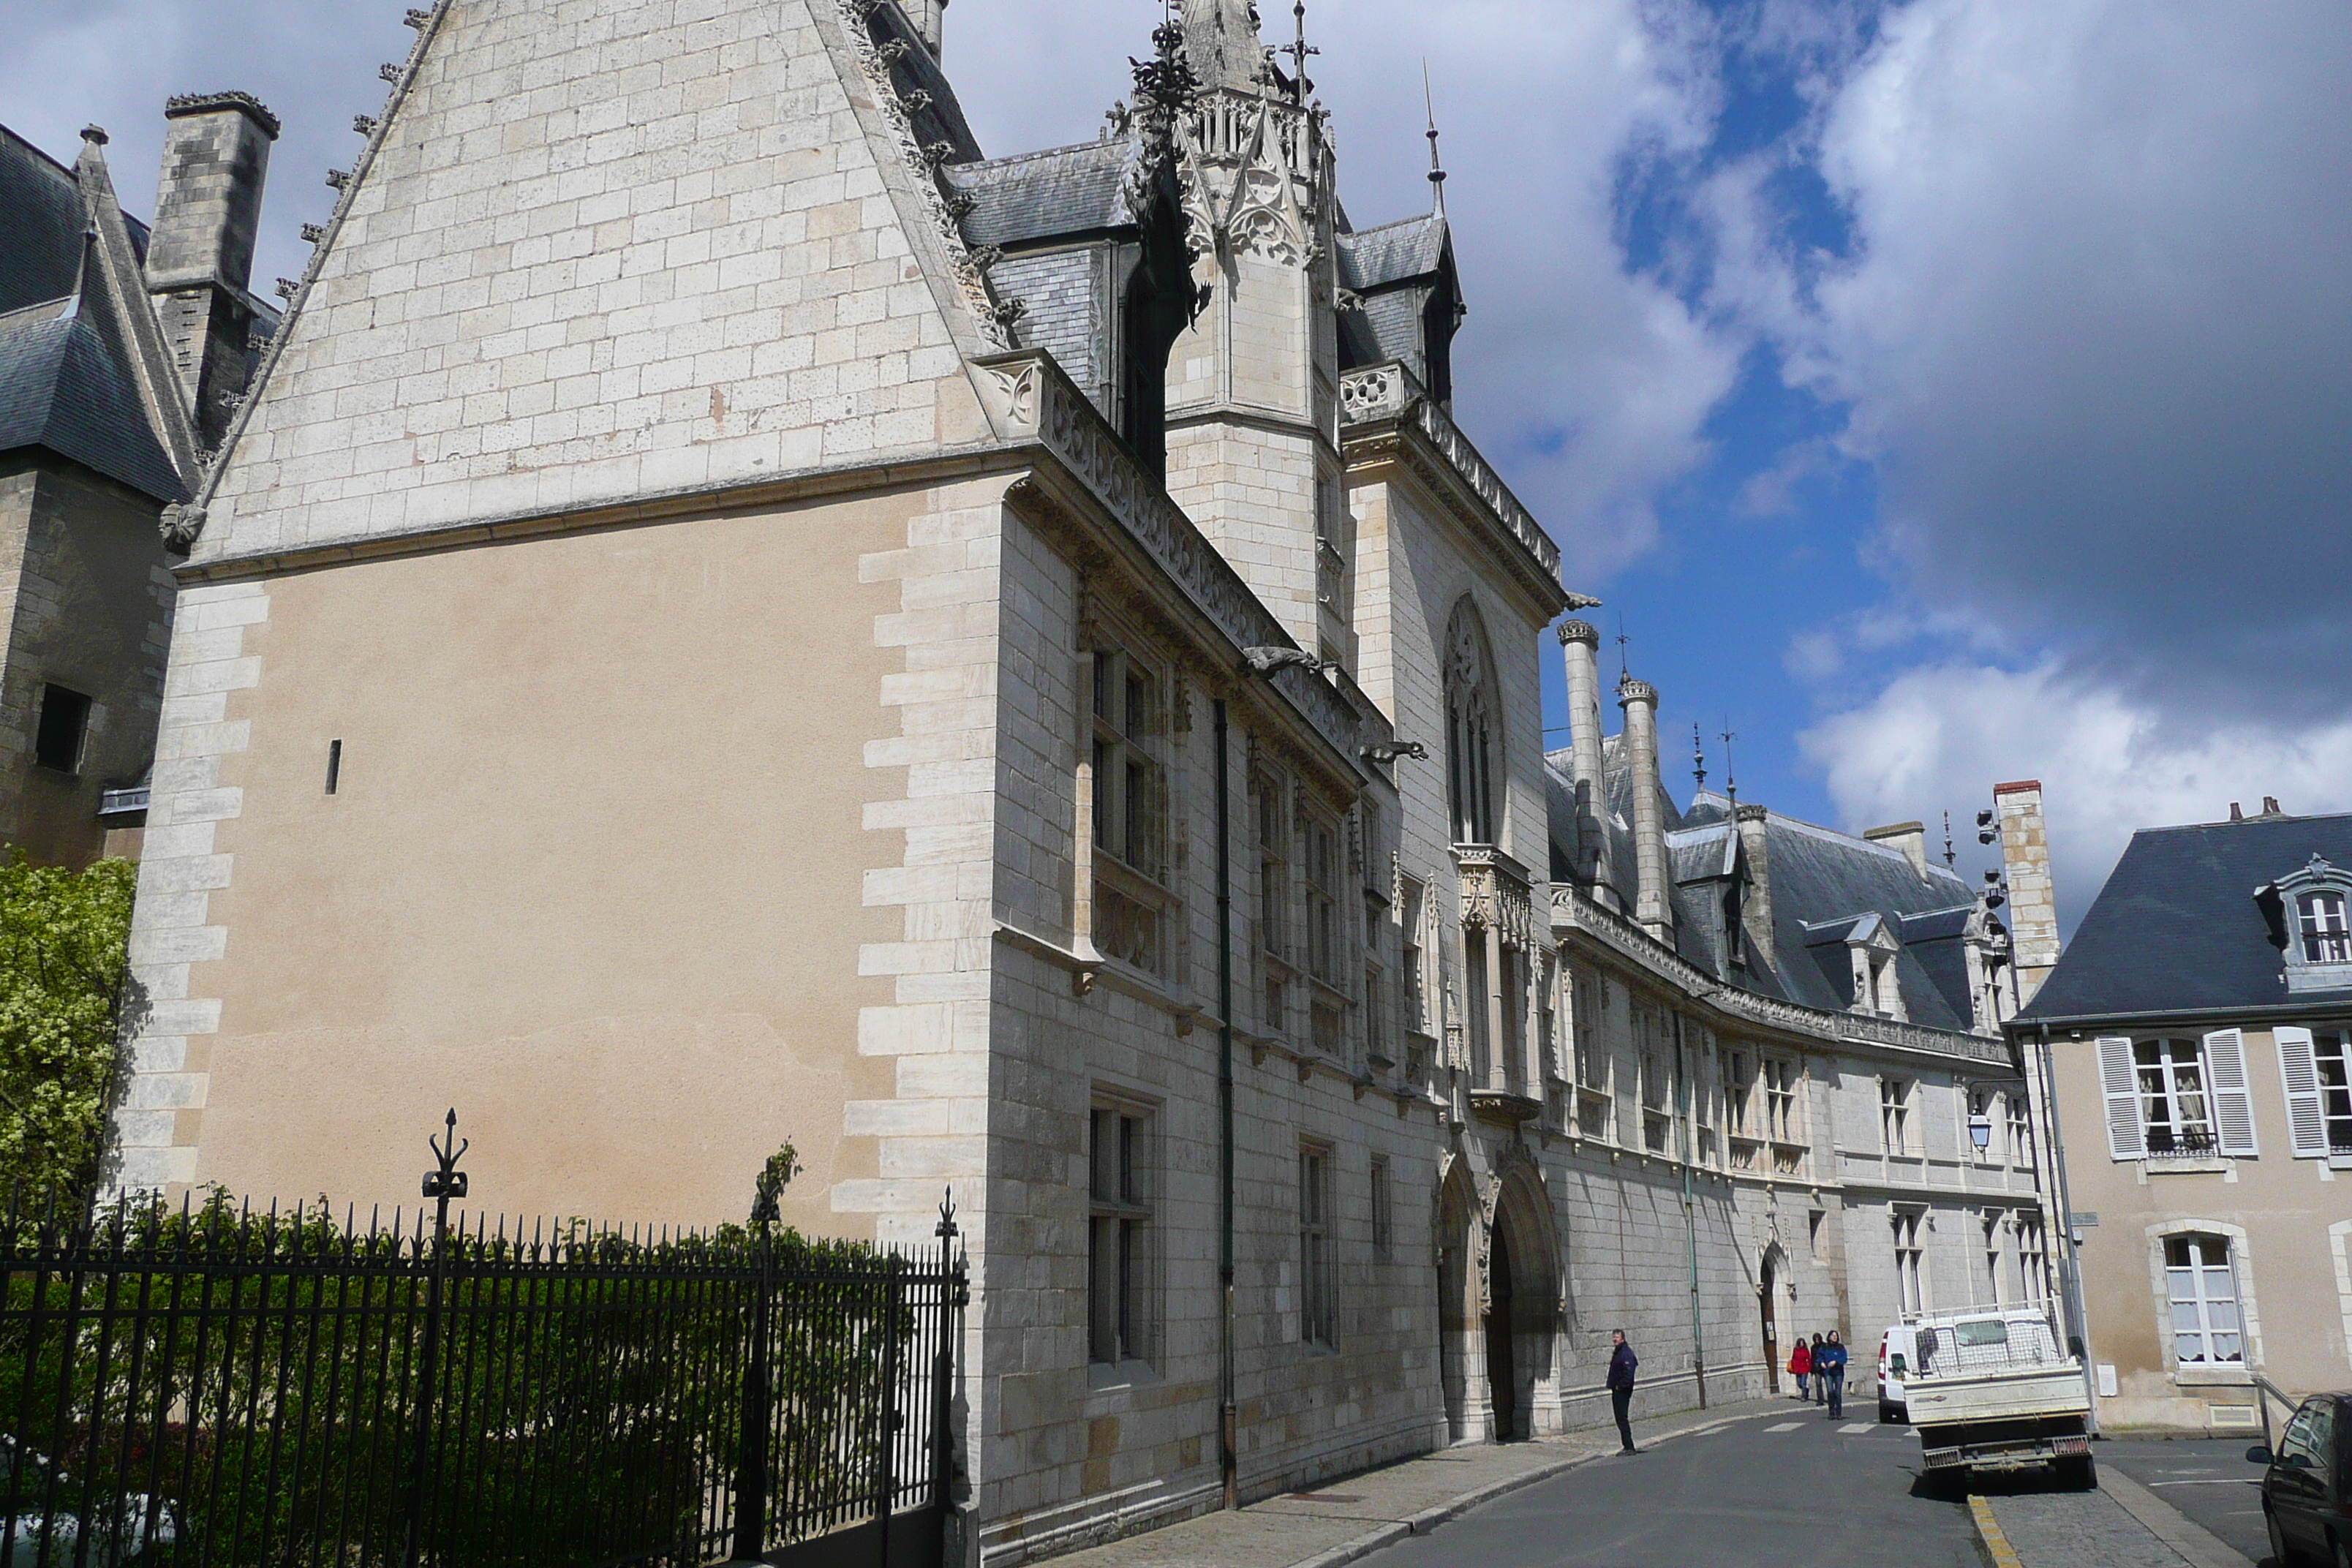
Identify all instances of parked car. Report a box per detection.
[1,1436,178,1568]
[2248,1392,2351,1568]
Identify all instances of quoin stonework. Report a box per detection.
[107,2,2057,1561]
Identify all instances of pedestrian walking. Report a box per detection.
[1815,1330,1849,1420]
[1809,1333,1827,1404]
[1607,1330,1639,1453]
[1788,1337,1811,1400]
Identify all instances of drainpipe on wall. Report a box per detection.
[1215,699,1240,1507]
[2035,1022,2100,1436]
[1673,1011,1707,1409]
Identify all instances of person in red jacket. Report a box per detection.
[1788,1337,1812,1400]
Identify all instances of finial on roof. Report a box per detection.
[1943,811,1957,869]
[1423,62,1447,216]
[1692,723,1706,794]
[1281,1,1319,104]
[80,125,108,146]
[1720,720,1738,805]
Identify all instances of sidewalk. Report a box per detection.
[1046,1395,1789,1568]
[1975,1466,2255,1568]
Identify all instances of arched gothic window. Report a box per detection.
[1444,603,1498,845]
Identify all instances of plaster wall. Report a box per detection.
[111,478,1015,1232]
[2051,1027,2351,1431]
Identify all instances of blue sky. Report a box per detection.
[7,0,2348,919]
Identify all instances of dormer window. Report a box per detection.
[2299,892,2350,962]
[2264,854,2352,995]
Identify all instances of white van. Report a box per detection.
[1877,1324,1923,1423]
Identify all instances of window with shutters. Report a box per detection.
[2165,1235,2244,1365]
[2277,1026,2352,1160]
[2100,1032,2260,1163]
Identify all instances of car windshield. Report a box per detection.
[1953,1320,2010,1347]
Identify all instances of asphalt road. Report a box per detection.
[1352,1402,1986,1568]
[2096,1436,2274,1565]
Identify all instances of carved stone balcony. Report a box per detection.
[1455,844,1535,951]
[1469,1087,1543,1126]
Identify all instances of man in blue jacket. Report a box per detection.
[1814,1330,1850,1420]
[1607,1330,1639,1453]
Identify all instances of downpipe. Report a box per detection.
[1215,699,1239,1509]
[1673,1013,1706,1409]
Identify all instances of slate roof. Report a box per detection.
[2018,813,2352,1024]
[1338,214,1448,290]
[0,299,186,502]
[1548,753,1989,1033]
[0,125,183,501]
[948,140,1140,250]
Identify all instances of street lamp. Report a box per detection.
[1968,1100,1994,1153]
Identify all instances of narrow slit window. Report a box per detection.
[326,739,344,795]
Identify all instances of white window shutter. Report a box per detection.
[2204,1028,2260,1157]
[2097,1037,2145,1160]
[2275,1027,2328,1159]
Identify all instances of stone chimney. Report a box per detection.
[1865,821,1931,878]
[1618,676,1670,942]
[1994,781,2061,1006]
[1735,803,1775,969]
[1558,621,1616,906]
[908,0,946,59]
[146,91,278,448]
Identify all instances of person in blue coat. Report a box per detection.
[1813,1330,1850,1419]
[1607,1330,1640,1452]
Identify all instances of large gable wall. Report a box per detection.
[197,0,998,564]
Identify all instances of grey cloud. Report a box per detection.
[1774,0,2352,725]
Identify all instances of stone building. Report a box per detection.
[2010,801,2352,1434]
[102,2,2048,1561]
[0,99,279,864]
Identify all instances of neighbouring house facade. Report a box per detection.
[0,99,279,865]
[2014,802,2352,1436]
[102,2,2048,1561]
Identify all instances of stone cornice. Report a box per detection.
[970,349,1361,766]
[1338,362,1566,615]
[1553,886,2016,1070]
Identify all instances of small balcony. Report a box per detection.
[1469,1086,1543,1126]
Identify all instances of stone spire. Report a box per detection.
[1182,0,1268,94]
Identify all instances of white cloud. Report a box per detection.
[1801,660,2352,925]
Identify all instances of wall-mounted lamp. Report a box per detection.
[1967,1104,1994,1153]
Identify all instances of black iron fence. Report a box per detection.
[0,1132,965,1568]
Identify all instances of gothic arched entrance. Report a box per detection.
[1760,1254,1781,1394]
[1436,1158,1480,1443]
[1485,1226,1518,1439]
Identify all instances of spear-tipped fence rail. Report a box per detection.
[0,1180,965,1568]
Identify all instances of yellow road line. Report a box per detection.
[1970,1493,2026,1568]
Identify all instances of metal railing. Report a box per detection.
[0,1123,965,1568]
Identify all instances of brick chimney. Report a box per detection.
[1865,821,1931,877]
[1735,803,1775,969]
[1618,676,1670,942]
[1558,621,1616,908]
[1993,781,2061,1006]
[146,92,279,448]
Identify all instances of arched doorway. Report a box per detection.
[1486,1228,1518,1440]
[1759,1256,1781,1394]
[1436,1159,1480,1443]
